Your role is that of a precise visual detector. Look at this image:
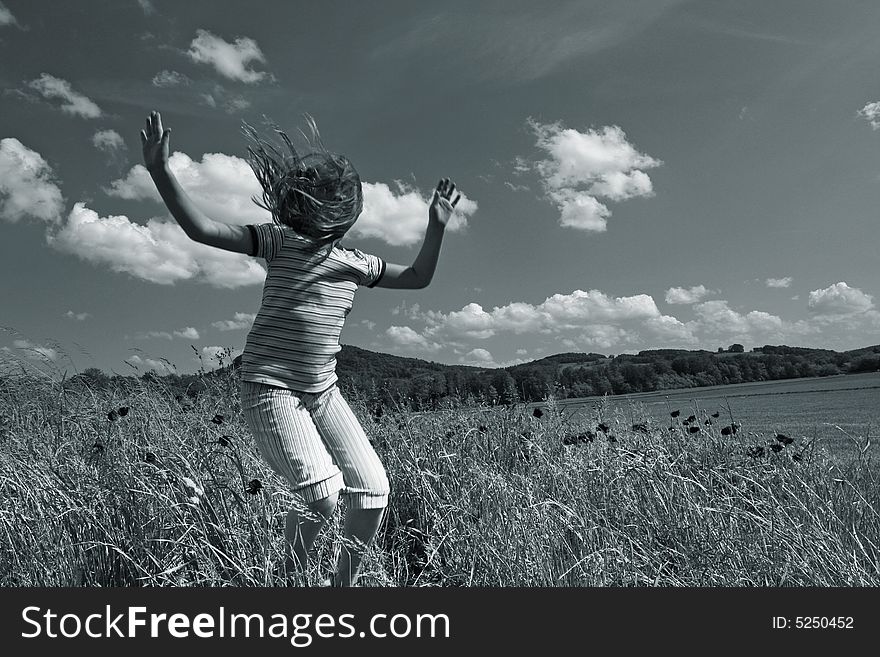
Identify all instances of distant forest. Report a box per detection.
[57,343,880,410]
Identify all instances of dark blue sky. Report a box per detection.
[2,0,880,377]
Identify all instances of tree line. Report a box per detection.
[49,343,880,411]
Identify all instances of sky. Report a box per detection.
[2,0,880,377]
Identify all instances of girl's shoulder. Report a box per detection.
[332,243,373,262]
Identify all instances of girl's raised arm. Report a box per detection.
[141,111,253,255]
[374,178,460,289]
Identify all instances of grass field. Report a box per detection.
[1,366,878,587]
[553,372,880,464]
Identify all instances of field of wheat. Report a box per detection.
[1,364,878,587]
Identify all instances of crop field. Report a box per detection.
[1,368,878,587]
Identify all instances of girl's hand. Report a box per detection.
[140,110,171,172]
[429,178,461,228]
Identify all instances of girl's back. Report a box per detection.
[241,223,386,394]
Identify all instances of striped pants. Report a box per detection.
[240,381,389,509]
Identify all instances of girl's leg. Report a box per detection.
[285,492,338,577]
[240,382,345,584]
[334,507,385,587]
[310,387,390,587]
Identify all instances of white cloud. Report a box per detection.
[642,314,696,343]
[107,151,474,246]
[12,339,58,361]
[361,319,376,331]
[198,346,241,368]
[352,181,477,246]
[211,312,256,331]
[135,327,204,341]
[808,282,874,316]
[391,301,421,319]
[527,119,661,232]
[0,2,21,28]
[105,151,268,225]
[385,326,440,352]
[690,300,784,341]
[0,138,65,225]
[175,327,200,340]
[152,70,191,87]
[64,310,90,321]
[92,129,125,152]
[49,203,267,287]
[765,277,793,289]
[423,289,662,344]
[187,29,270,83]
[27,74,102,118]
[126,354,175,375]
[92,130,128,168]
[460,348,496,367]
[665,285,712,305]
[858,101,880,130]
[135,331,173,340]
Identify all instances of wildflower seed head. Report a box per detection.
[182,476,205,497]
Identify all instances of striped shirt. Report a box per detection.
[240,222,386,393]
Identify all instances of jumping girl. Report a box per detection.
[140,111,460,587]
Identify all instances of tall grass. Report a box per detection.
[0,365,877,586]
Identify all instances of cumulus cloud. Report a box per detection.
[385,326,440,353]
[135,328,200,340]
[49,203,267,287]
[105,151,268,225]
[211,312,256,331]
[126,354,175,375]
[64,310,90,321]
[423,290,664,344]
[808,282,874,316]
[665,285,713,305]
[198,346,241,368]
[352,182,477,246]
[765,277,793,289]
[187,29,270,83]
[92,129,126,153]
[175,327,200,340]
[690,300,784,339]
[26,74,102,118]
[107,151,471,246]
[152,70,191,87]
[0,138,65,225]
[460,348,496,367]
[526,119,661,232]
[135,331,174,340]
[858,101,880,130]
[12,339,58,361]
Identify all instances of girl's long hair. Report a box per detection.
[243,115,363,253]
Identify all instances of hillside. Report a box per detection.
[56,343,880,409]
[334,343,880,407]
